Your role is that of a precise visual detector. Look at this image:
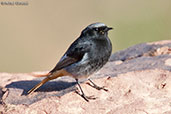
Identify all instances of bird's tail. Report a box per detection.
[27,76,51,95]
[28,69,69,95]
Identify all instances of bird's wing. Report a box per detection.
[50,39,91,73]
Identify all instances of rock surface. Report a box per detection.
[0,40,171,114]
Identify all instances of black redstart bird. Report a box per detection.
[28,22,113,101]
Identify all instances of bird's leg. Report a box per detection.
[87,79,108,91]
[75,79,96,102]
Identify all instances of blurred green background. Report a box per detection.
[0,0,170,73]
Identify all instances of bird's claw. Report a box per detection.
[86,82,108,91]
[75,90,97,102]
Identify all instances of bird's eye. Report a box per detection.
[94,28,98,31]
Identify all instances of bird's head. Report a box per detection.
[81,22,113,38]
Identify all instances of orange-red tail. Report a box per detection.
[28,69,70,95]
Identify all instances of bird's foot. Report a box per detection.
[87,79,108,91]
[93,85,108,91]
[75,90,96,102]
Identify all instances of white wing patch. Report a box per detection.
[80,52,89,64]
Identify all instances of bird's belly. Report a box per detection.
[64,57,107,79]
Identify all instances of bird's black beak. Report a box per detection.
[105,27,113,32]
[107,27,113,31]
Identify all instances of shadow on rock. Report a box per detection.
[4,80,77,105]
[6,80,76,95]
